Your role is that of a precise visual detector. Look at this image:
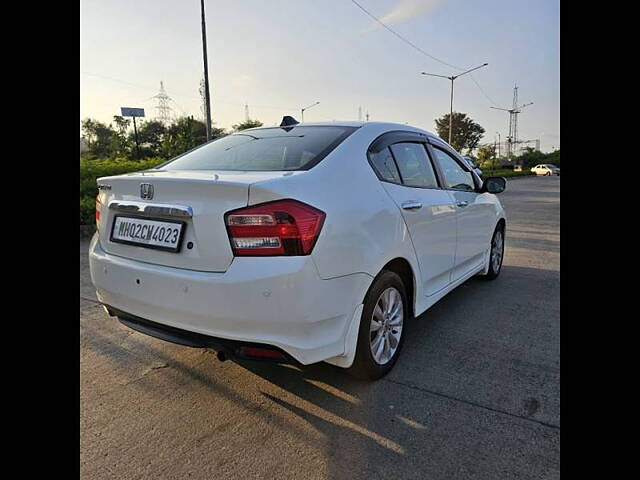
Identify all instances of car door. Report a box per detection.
[369,139,457,296]
[429,143,495,282]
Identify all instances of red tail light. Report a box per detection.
[225,199,325,256]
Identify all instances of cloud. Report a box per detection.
[362,0,444,33]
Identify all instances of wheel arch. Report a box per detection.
[369,257,416,319]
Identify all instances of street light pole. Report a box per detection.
[200,0,212,141]
[449,77,454,145]
[301,101,319,122]
[421,62,488,145]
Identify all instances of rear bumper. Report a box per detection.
[109,306,299,364]
[88,234,371,365]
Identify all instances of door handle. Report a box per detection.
[401,201,423,210]
[456,201,469,208]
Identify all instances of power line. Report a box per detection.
[82,71,201,101]
[469,75,502,108]
[81,71,158,93]
[350,0,464,71]
[169,98,188,117]
[350,1,502,109]
[82,71,296,112]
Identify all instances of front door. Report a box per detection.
[429,145,494,281]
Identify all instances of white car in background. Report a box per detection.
[89,118,507,380]
[531,164,560,176]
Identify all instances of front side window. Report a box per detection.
[162,126,356,171]
[389,143,438,188]
[432,147,476,191]
[369,147,401,183]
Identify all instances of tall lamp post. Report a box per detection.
[421,63,488,145]
[301,101,319,122]
[200,0,212,140]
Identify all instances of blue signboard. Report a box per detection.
[120,107,145,117]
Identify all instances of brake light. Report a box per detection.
[225,199,325,256]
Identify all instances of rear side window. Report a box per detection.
[369,148,401,183]
[432,147,476,191]
[390,143,438,188]
[162,126,356,171]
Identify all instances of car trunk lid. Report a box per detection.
[96,169,298,272]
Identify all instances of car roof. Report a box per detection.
[242,121,440,140]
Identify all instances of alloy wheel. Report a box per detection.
[491,230,504,273]
[369,287,404,365]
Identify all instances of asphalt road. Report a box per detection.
[80,175,560,479]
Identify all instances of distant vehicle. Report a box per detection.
[463,156,483,177]
[90,120,507,380]
[531,164,560,176]
[514,165,523,172]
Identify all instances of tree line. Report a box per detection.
[80,116,263,160]
[81,112,558,170]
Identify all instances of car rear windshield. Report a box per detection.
[162,126,357,171]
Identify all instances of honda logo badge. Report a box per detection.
[140,183,154,200]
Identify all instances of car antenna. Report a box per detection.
[280,116,299,131]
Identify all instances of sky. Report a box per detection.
[80,0,560,152]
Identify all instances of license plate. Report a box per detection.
[110,216,185,252]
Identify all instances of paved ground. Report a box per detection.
[80,175,560,479]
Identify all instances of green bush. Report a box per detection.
[80,157,165,225]
[80,196,96,225]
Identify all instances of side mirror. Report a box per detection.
[482,176,506,194]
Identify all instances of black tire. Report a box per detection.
[545,171,551,176]
[482,224,505,280]
[347,270,408,380]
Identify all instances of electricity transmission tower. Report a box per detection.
[154,81,174,124]
[491,85,533,158]
[244,102,249,122]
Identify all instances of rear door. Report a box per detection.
[429,143,494,281]
[369,140,457,296]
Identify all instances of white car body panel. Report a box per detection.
[89,121,506,368]
[380,181,457,296]
[448,189,498,281]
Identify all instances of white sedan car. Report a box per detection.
[531,164,560,176]
[90,119,507,380]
